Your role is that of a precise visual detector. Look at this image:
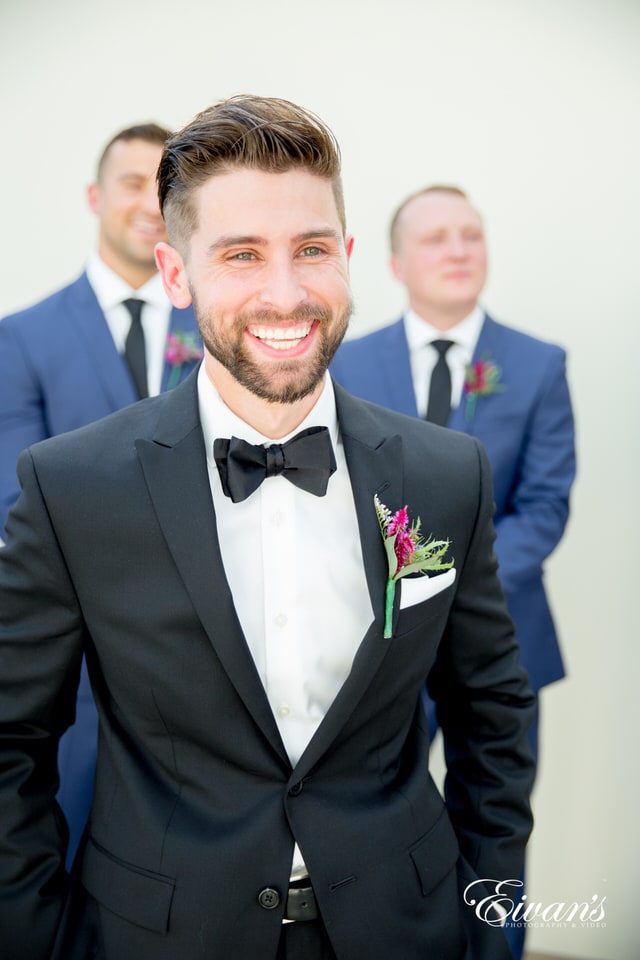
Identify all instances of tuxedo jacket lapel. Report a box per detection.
[135,376,411,780]
[292,383,405,780]
[134,375,289,769]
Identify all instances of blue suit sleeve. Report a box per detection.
[492,349,576,594]
[0,319,49,534]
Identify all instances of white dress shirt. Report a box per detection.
[85,253,172,397]
[403,305,485,418]
[197,365,373,877]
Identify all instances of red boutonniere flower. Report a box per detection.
[463,355,504,420]
[165,331,204,388]
[375,496,453,639]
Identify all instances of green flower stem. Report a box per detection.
[384,578,396,639]
[167,365,182,390]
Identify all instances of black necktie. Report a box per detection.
[214,427,337,503]
[426,339,454,426]
[123,299,149,399]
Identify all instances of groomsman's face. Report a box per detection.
[156,167,354,406]
[391,192,487,323]
[88,138,168,289]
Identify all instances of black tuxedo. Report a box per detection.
[0,372,535,960]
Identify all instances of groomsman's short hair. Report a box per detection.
[389,184,472,252]
[96,123,173,181]
[157,95,345,250]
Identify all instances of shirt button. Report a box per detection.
[275,613,288,628]
[277,705,290,718]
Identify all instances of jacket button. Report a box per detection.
[289,781,304,796]
[258,887,280,910]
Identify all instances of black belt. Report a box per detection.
[285,881,318,922]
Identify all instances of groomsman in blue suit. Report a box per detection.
[331,185,575,959]
[0,122,201,865]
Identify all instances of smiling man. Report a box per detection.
[331,186,576,958]
[0,123,201,865]
[0,97,535,960]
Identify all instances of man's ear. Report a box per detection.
[389,252,403,283]
[155,242,193,308]
[87,182,100,216]
[345,234,355,261]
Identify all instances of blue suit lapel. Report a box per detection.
[376,320,418,417]
[67,274,138,408]
[448,313,502,434]
[160,305,202,392]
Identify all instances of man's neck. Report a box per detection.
[204,356,325,440]
[97,245,158,290]
[408,298,478,332]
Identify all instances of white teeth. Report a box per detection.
[248,323,312,347]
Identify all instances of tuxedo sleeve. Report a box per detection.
[0,319,49,535]
[492,348,576,594]
[0,448,85,960]
[428,440,536,884]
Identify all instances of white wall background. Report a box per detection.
[1,1,637,956]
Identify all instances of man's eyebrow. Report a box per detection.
[293,229,342,244]
[206,235,266,257]
[206,228,342,258]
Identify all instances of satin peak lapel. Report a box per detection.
[293,384,405,779]
[135,376,289,768]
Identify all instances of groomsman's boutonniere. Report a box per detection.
[165,331,204,388]
[375,495,453,639]
[463,355,504,420]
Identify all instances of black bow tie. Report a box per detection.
[213,426,337,503]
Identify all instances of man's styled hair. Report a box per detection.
[97,123,172,181]
[157,95,345,249]
[389,184,470,252]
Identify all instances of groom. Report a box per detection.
[0,95,535,960]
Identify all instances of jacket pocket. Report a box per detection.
[410,808,460,896]
[81,836,175,934]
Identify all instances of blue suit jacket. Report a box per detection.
[0,271,201,864]
[331,314,576,696]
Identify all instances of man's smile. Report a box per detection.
[246,321,315,352]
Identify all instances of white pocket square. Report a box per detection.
[399,567,456,610]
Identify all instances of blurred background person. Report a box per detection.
[0,122,201,864]
[331,184,576,959]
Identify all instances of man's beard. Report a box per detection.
[195,299,352,404]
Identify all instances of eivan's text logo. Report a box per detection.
[464,879,607,927]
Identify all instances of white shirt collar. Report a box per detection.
[404,303,485,354]
[86,251,167,313]
[197,365,340,457]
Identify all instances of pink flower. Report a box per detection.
[394,529,415,568]
[164,331,204,388]
[387,506,409,537]
[374,495,453,638]
[463,355,504,419]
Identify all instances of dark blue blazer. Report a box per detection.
[331,314,576,695]
[0,271,201,864]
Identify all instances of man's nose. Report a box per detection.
[448,234,468,258]
[141,178,163,217]
[257,260,307,314]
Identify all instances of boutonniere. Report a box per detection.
[165,331,204,388]
[375,495,453,639]
[463,354,504,420]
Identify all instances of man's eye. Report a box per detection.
[300,246,322,257]
[232,251,256,261]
